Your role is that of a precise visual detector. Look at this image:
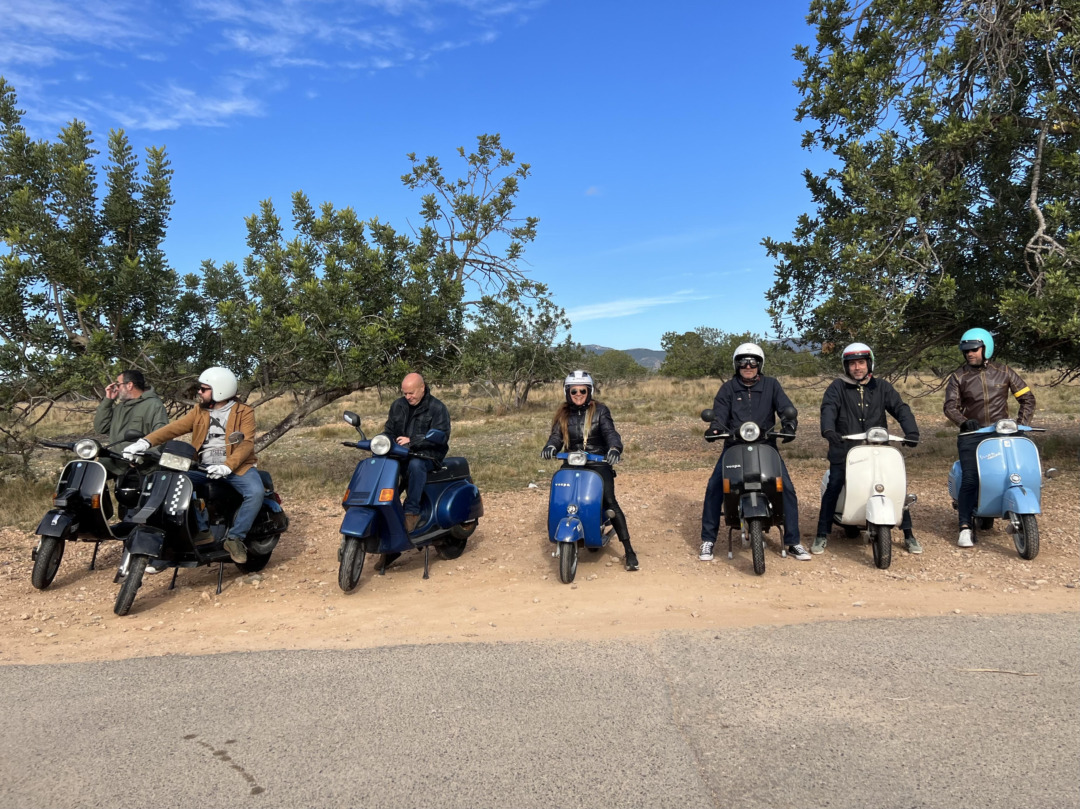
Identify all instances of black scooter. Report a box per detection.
[701,409,795,575]
[32,435,143,589]
[114,435,289,615]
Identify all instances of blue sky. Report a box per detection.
[2,0,829,351]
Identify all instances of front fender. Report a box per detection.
[126,527,166,558]
[552,517,584,544]
[341,507,377,539]
[739,491,772,520]
[1002,486,1041,516]
[865,495,898,528]
[36,509,76,539]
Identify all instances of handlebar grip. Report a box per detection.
[39,440,71,449]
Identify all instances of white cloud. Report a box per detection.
[565,290,708,323]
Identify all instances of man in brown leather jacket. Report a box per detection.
[943,328,1035,548]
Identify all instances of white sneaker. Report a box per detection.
[958,528,974,548]
[786,544,812,561]
[698,541,714,561]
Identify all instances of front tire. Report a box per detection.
[31,536,65,590]
[749,520,765,575]
[872,524,892,569]
[114,554,149,616]
[338,537,366,592]
[558,542,578,584]
[1011,512,1040,560]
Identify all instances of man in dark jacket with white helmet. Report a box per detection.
[699,343,809,562]
[812,343,921,555]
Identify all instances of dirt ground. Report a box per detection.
[2,456,1077,667]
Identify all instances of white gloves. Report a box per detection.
[207,464,232,479]
[122,439,151,461]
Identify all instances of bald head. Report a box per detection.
[401,373,426,406]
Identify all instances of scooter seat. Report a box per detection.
[428,457,471,484]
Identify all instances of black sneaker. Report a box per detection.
[624,551,639,571]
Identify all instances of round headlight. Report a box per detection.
[74,439,100,459]
[866,427,889,444]
[739,422,761,442]
[369,434,392,455]
[995,419,1018,435]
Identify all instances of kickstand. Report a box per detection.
[89,542,100,571]
[169,567,179,590]
[423,545,430,580]
[726,527,736,559]
[216,561,225,594]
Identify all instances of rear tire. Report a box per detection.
[872,524,892,569]
[31,536,65,590]
[338,537,366,592]
[236,551,272,574]
[558,542,578,584]
[749,520,765,575]
[114,554,148,616]
[843,524,862,539]
[976,517,994,531]
[449,520,478,541]
[1011,512,1040,560]
[434,536,468,560]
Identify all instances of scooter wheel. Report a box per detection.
[871,524,892,569]
[114,554,148,616]
[558,543,578,584]
[31,536,65,590]
[338,536,366,593]
[1010,512,1040,560]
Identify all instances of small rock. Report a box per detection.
[852,601,864,607]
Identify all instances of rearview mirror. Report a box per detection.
[343,411,360,427]
[700,409,714,423]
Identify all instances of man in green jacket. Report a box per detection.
[93,369,169,476]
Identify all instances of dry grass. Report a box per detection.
[4,373,1076,532]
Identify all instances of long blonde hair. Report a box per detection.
[551,400,597,448]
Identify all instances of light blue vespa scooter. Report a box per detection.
[947,419,1057,559]
[547,451,614,584]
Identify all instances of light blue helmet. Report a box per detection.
[959,328,994,360]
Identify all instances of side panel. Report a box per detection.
[947,461,962,502]
[547,467,604,542]
[433,481,481,527]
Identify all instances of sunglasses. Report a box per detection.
[197,385,213,393]
[568,387,589,395]
[736,358,760,369]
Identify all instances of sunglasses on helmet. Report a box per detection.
[735,357,760,369]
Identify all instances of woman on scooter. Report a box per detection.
[540,371,640,571]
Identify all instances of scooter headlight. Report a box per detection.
[995,419,1018,435]
[866,427,889,444]
[74,439,101,459]
[369,434,392,456]
[739,422,761,442]
[566,451,588,467]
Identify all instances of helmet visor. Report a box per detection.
[959,340,984,353]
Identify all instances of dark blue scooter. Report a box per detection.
[947,419,1057,559]
[546,451,615,584]
[337,411,483,591]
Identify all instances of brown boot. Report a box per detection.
[404,513,420,533]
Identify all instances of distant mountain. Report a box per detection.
[584,344,666,371]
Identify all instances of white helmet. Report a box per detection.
[198,367,238,402]
[732,343,765,373]
[564,370,594,404]
[842,342,874,375]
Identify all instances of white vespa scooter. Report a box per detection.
[823,427,916,569]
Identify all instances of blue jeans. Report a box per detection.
[701,448,801,546]
[816,460,912,536]
[187,467,264,540]
[403,457,435,516]
[956,433,982,528]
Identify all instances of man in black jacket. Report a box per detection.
[382,372,451,534]
[812,343,920,555]
[700,343,810,562]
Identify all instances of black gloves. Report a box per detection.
[780,422,796,443]
[704,429,723,443]
[540,445,556,460]
[961,419,981,433]
[902,434,919,447]
[823,430,845,448]
[605,448,622,465]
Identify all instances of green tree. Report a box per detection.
[660,328,766,378]
[200,193,465,449]
[0,78,179,472]
[764,1,1079,375]
[589,349,649,386]
[459,282,582,410]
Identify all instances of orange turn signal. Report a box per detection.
[90,494,101,509]
[342,489,350,505]
[378,489,395,502]
[776,478,783,492]
[722,479,730,494]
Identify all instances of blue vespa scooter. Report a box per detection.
[337,411,483,592]
[947,419,1057,559]
[546,450,615,584]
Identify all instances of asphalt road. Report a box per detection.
[2,613,1077,809]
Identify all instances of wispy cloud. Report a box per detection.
[566,290,709,323]
[84,81,265,131]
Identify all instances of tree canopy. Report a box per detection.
[764,0,1079,375]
